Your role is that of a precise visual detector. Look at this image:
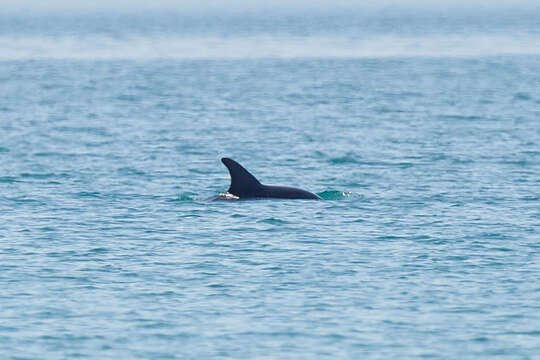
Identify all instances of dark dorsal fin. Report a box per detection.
[221,158,262,197]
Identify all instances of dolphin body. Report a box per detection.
[214,158,321,200]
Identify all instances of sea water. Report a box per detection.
[1,8,539,359]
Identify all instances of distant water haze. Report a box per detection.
[1,2,539,60]
[2,33,540,60]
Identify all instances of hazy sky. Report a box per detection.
[4,0,540,13]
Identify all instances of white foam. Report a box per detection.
[1,33,539,60]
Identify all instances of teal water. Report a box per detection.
[1,10,540,359]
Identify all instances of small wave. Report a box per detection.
[4,196,47,205]
[514,92,532,101]
[259,217,289,225]
[116,94,142,102]
[168,192,196,202]
[34,152,79,158]
[54,126,110,136]
[329,154,359,164]
[0,176,19,183]
[117,167,147,176]
[76,191,103,198]
[87,247,109,254]
[39,226,56,232]
[230,213,247,218]
[437,114,483,121]
[19,172,71,179]
[317,190,356,200]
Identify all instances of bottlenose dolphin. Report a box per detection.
[215,158,321,200]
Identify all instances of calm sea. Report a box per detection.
[1,8,539,359]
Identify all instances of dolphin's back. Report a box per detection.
[259,185,321,199]
[220,158,320,200]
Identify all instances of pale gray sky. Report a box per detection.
[4,0,540,13]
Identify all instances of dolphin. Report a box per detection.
[214,158,321,200]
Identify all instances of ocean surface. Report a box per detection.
[1,8,540,359]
